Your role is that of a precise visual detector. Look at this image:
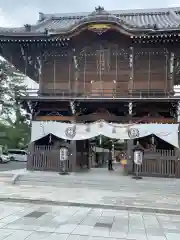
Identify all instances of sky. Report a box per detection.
[0,0,180,27]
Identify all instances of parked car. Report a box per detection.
[0,152,11,163]
[8,149,27,162]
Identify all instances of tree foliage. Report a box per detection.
[0,60,30,148]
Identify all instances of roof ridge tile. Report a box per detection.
[41,7,180,20]
[1,7,180,34]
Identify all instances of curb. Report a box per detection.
[0,197,180,215]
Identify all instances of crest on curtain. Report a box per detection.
[128,128,139,138]
[65,126,76,139]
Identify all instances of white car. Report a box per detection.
[8,149,27,162]
[0,153,11,163]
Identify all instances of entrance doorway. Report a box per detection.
[88,136,128,170]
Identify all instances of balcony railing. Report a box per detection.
[25,88,178,99]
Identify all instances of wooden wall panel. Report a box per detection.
[40,43,170,96]
[41,55,74,93]
[133,48,168,92]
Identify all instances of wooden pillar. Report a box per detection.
[148,51,151,92]
[177,101,180,123]
[53,59,56,92]
[165,48,168,93]
[69,140,77,171]
[127,102,134,174]
[127,139,134,174]
[27,142,34,170]
[127,47,134,173]
[35,55,43,94]
[129,46,134,95]
[169,52,175,94]
[88,141,92,169]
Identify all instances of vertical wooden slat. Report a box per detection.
[135,149,180,178]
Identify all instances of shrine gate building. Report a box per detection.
[0,6,180,177]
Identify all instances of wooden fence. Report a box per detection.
[28,145,70,172]
[133,149,180,178]
[28,146,180,178]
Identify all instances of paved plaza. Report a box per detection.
[1,168,180,214]
[0,201,180,240]
[0,168,180,239]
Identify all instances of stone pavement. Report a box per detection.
[0,169,180,215]
[1,168,180,214]
[0,201,180,240]
[1,183,180,215]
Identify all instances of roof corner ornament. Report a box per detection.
[95,6,104,13]
[24,24,31,32]
[90,6,109,16]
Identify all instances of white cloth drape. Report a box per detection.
[31,121,179,148]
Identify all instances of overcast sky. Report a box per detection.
[0,0,180,27]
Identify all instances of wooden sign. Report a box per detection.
[88,24,111,34]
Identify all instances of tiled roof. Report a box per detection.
[0,7,180,35]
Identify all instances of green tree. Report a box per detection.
[0,60,30,148]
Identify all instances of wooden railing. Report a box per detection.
[25,88,176,99]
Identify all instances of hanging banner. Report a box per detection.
[31,121,179,148]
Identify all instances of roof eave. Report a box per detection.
[0,27,180,38]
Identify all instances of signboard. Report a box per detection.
[134,150,143,165]
[59,147,69,161]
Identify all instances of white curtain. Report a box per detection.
[31,121,179,148]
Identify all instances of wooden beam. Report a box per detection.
[35,116,74,121]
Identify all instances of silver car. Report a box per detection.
[0,153,11,163]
